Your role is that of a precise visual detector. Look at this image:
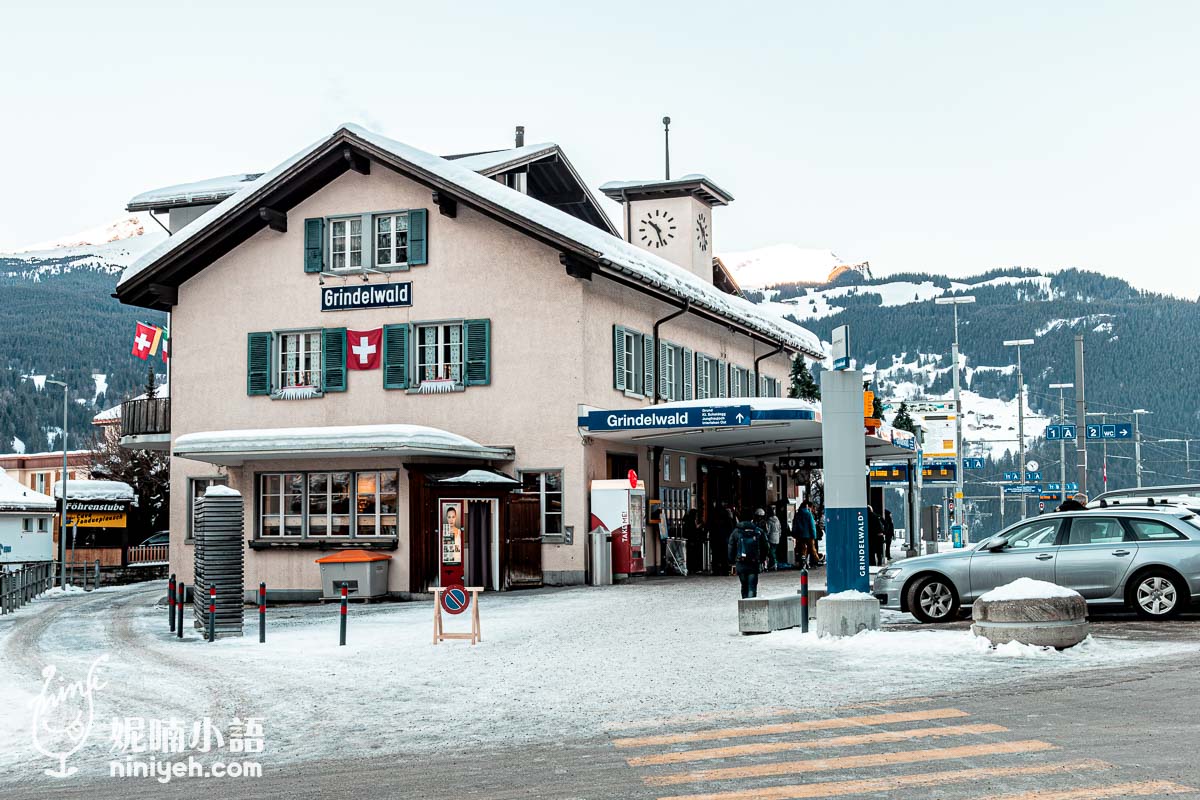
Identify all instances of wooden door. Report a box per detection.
[504,495,543,589]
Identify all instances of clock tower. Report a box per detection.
[599,174,733,284]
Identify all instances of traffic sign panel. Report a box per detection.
[1004,471,1020,482]
[1026,471,1043,481]
[1046,425,1062,440]
[964,457,986,470]
[1004,484,1042,495]
[1062,425,1077,440]
[440,585,471,615]
[1115,423,1133,439]
[1086,425,1101,440]
[1102,424,1117,439]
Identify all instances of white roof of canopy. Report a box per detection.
[173,424,515,466]
[52,479,136,502]
[577,398,918,462]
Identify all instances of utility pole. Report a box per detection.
[1159,438,1195,477]
[1005,339,1034,516]
[1050,383,1073,504]
[1074,335,1088,495]
[1133,409,1151,488]
[45,379,69,588]
[1088,412,1110,492]
[935,295,975,536]
[662,116,671,180]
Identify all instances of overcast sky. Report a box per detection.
[3,1,1198,296]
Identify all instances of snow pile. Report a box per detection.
[127,174,262,209]
[825,589,879,601]
[979,578,1081,602]
[53,480,135,502]
[173,423,511,460]
[0,468,56,511]
[203,485,241,498]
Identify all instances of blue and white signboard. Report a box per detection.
[831,325,850,371]
[1046,425,1078,441]
[583,405,752,432]
[1026,471,1043,481]
[1087,423,1133,440]
[1004,484,1042,495]
[964,457,986,470]
[1115,423,1133,439]
[321,282,412,312]
[1046,482,1080,493]
[1004,471,1020,482]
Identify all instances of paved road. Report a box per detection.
[6,584,1200,800]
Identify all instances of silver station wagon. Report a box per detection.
[874,504,1200,623]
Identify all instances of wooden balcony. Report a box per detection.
[119,397,171,450]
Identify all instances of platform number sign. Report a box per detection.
[1046,425,1077,441]
[964,458,986,470]
[1087,423,1133,440]
[440,585,471,615]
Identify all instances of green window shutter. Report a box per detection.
[322,328,347,392]
[304,218,325,273]
[383,324,410,389]
[464,319,491,386]
[718,360,728,398]
[697,354,709,399]
[658,340,670,400]
[246,332,272,395]
[408,209,428,265]
[642,333,654,398]
[613,325,627,391]
[682,347,693,401]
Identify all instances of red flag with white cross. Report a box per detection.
[132,322,157,360]
[346,328,382,370]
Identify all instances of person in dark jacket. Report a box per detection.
[728,518,769,598]
[709,503,735,575]
[791,499,819,568]
[868,506,885,567]
[1057,494,1088,512]
[882,509,896,563]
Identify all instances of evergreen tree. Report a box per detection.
[788,355,821,401]
[893,402,918,435]
[143,362,158,399]
[872,392,885,421]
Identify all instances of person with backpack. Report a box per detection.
[728,514,769,599]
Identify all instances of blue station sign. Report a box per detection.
[1004,484,1042,495]
[583,405,753,432]
[964,457,986,470]
[1086,423,1132,440]
[1046,425,1077,441]
[321,282,412,312]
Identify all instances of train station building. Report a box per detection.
[116,123,912,598]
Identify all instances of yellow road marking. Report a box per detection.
[628,722,1009,767]
[604,696,936,732]
[614,708,969,748]
[646,739,1058,786]
[655,758,1113,800]
[973,780,1196,800]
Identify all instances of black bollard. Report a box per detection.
[207,585,216,643]
[177,582,185,638]
[259,582,266,644]
[339,585,348,646]
[168,574,177,633]
[800,567,810,634]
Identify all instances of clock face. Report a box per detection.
[637,209,676,249]
[696,212,709,252]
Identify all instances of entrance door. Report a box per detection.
[505,495,543,588]
[607,453,639,481]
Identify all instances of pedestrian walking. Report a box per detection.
[791,499,819,569]
[882,509,896,563]
[763,507,781,571]
[868,506,885,567]
[709,503,735,575]
[728,515,768,599]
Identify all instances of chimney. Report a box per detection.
[515,125,525,148]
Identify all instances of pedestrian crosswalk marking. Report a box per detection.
[603,696,935,733]
[627,722,1009,767]
[645,739,1059,786]
[613,708,969,748]
[653,758,1113,800]
[971,780,1196,800]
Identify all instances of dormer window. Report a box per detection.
[329,218,363,270]
[375,213,410,267]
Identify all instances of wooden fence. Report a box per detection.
[0,563,54,615]
[127,544,169,566]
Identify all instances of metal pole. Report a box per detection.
[1134,412,1144,488]
[1059,389,1067,504]
[799,567,809,633]
[259,582,266,644]
[1074,335,1087,494]
[339,585,348,646]
[952,335,963,530]
[169,573,176,633]
[177,582,184,638]
[70,523,77,587]
[207,585,216,642]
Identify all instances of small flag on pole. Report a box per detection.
[132,322,158,360]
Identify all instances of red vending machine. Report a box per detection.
[589,479,647,580]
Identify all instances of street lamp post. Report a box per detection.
[45,379,68,589]
[1133,409,1151,488]
[935,295,975,536]
[1049,383,1074,505]
[1004,339,1035,516]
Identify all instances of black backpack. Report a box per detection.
[736,523,761,562]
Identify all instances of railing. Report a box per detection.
[0,563,54,615]
[127,544,169,566]
[121,396,171,437]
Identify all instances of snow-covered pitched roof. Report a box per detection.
[173,423,514,466]
[92,382,170,425]
[117,125,822,358]
[127,173,263,212]
[447,143,560,175]
[53,479,136,502]
[599,174,734,206]
[0,468,56,511]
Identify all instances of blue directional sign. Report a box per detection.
[583,405,752,432]
[1026,471,1043,481]
[1066,482,1079,492]
[1062,425,1077,440]
[1086,425,1101,440]
[1004,484,1042,495]
[1047,482,1061,492]
[1047,481,1081,493]
[1004,471,1020,482]
[1115,423,1133,439]
[1046,425,1078,441]
[1102,424,1117,439]
[963,458,986,470]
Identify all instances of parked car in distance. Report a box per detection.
[139,531,170,547]
[874,506,1200,623]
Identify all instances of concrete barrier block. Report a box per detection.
[739,595,803,634]
[972,593,1089,649]
[815,592,881,637]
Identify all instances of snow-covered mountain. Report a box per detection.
[1,214,165,274]
[719,244,847,289]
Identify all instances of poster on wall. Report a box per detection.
[440,500,464,566]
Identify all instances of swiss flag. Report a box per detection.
[132,322,157,360]
[346,328,382,370]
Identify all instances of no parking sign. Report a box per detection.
[440,584,470,615]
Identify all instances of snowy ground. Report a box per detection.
[1,576,1196,785]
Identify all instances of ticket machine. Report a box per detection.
[589,479,647,580]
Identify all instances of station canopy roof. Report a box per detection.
[577,398,918,463]
[173,424,514,466]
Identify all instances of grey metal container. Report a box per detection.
[317,558,390,599]
[588,530,612,586]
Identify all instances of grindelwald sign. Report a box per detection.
[321,282,412,312]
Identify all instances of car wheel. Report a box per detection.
[1129,571,1186,620]
[907,575,960,624]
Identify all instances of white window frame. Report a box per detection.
[662,345,676,401]
[258,470,399,540]
[37,517,49,533]
[415,321,465,385]
[21,518,33,533]
[680,456,688,483]
[519,469,564,541]
[328,216,364,271]
[275,330,323,392]
[374,212,410,268]
[187,476,228,541]
[622,330,638,393]
[663,454,671,482]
